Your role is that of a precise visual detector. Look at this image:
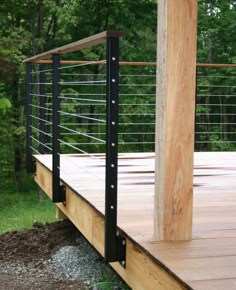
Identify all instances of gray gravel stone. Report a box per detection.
[49,235,128,289]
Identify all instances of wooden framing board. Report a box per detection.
[35,160,188,290]
[23,31,123,63]
[35,59,236,68]
[33,152,236,289]
[35,60,157,66]
[155,0,197,241]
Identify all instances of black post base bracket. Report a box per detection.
[117,234,126,268]
[27,160,36,174]
[52,184,66,204]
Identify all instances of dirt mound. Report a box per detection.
[0,220,86,289]
[0,220,79,263]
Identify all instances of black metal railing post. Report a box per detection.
[52,54,65,203]
[105,36,126,264]
[39,64,46,154]
[26,62,35,173]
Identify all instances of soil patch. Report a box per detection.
[0,220,87,289]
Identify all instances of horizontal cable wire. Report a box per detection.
[197,75,236,79]
[31,68,53,74]
[197,103,236,106]
[30,82,52,85]
[59,80,106,85]
[60,93,105,96]
[119,93,156,96]
[196,122,236,125]
[59,83,106,86]
[58,140,105,162]
[195,132,236,134]
[119,103,155,106]
[61,122,105,126]
[119,122,155,125]
[198,84,236,88]
[60,122,155,126]
[119,142,154,145]
[59,111,106,123]
[30,146,40,154]
[120,74,156,78]
[59,125,106,143]
[59,112,154,116]
[59,141,155,145]
[197,94,236,97]
[120,84,156,87]
[60,96,105,103]
[196,141,236,143]
[31,115,52,125]
[30,93,49,97]
[61,102,105,106]
[78,132,155,135]
[60,73,105,77]
[196,113,236,116]
[31,136,52,151]
[30,125,52,137]
[31,104,53,111]
[119,132,154,135]
[59,60,106,70]
[61,142,105,145]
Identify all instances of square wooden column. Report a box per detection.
[154,0,197,240]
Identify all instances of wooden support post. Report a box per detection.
[56,206,68,220]
[155,0,197,240]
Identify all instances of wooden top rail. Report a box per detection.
[30,59,236,68]
[35,60,157,66]
[23,31,124,63]
[197,63,236,68]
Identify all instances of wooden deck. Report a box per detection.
[35,152,236,290]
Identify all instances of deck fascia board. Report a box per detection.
[34,152,236,290]
[35,159,190,290]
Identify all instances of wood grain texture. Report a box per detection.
[23,31,123,63]
[34,155,190,290]
[56,207,68,220]
[36,60,158,66]
[155,0,198,240]
[34,152,236,290]
[35,60,236,68]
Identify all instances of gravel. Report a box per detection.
[0,220,129,289]
[49,235,126,288]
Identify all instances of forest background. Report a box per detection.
[0,0,236,194]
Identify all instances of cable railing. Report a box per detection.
[196,65,236,151]
[25,31,125,265]
[25,30,236,267]
[119,65,156,152]
[27,60,236,158]
[58,61,107,157]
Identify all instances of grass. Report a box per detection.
[0,190,57,234]
[0,189,131,289]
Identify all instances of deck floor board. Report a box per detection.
[35,152,236,290]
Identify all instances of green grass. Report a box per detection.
[0,190,57,234]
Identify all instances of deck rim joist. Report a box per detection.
[34,152,236,290]
[34,156,193,290]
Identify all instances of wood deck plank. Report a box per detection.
[34,152,236,290]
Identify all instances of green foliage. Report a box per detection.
[198,0,236,63]
[91,281,130,290]
[0,98,11,113]
[0,191,57,234]
[0,83,11,113]
[90,282,120,290]
[0,0,235,194]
